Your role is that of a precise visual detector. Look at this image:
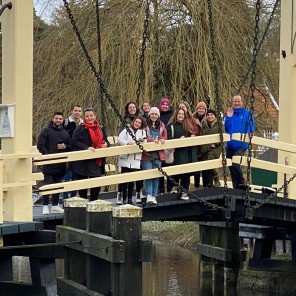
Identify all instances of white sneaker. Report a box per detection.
[151,196,157,204]
[146,195,153,204]
[51,205,64,214]
[42,205,49,215]
[180,193,189,200]
[116,192,123,205]
[171,186,179,194]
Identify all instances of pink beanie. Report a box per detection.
[158,98,171,109]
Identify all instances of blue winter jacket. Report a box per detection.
[224,107,255,150]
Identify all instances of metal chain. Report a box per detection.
[62,0,226,211]
[244,0,260,208]
[135,0,150,106]
[236,0,279,95]
[95,0,106,127]
[251,174,296,210]
[207,0,229,198]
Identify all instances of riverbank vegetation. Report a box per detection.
[142,221,199,248]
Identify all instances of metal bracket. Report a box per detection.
[245,207,254,220]
[223,208,231,220]
[0,2,12,16]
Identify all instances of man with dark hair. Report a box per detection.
[64,105,83,138]
[37,112,71,214]
[63,105,83,199]
[224,95,255,189]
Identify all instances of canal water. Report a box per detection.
[12,243,287,296]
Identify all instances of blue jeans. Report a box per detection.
[62,169,77,199]
[141,159,162,197]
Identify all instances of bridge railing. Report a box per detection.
[232,133,296,175]
[34,134,231,196]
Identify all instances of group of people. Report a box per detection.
[37,106,109,214]
[37,94,254,214]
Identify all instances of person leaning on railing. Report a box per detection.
[141,107,167,205]
[117,116,147,205]
[71,108,110,201]
[200,109,222,187]
[224,95,255,189]
[166,108,197,200]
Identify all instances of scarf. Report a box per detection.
[83,120,104,166]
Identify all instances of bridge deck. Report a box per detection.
[1,187,296,236]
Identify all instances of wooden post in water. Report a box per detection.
[198,222,245,284]
[85,199,113,294]
[112,205,143,296]
[62,197,88,286]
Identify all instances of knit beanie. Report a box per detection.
[148,107,160,117]
[196,101,207,110]
[159,98,171,109]
[207,109,217,117]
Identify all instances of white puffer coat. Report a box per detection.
[117,128,147,169]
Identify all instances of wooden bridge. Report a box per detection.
[2,0,296,295]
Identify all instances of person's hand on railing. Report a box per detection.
[88,147,96,152]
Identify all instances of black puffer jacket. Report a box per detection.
[37,121,71,175]
[71,124,110,177]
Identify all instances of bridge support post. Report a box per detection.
[85,200,113,295]
[112,205,143,296]
[197,222,245,284]
[2,0,34,222]
[62,197,88,286]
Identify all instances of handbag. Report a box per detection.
[164,148,175,164]
[164,125,175,164]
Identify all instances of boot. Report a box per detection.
[214,178,221,187]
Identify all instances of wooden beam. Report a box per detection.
[33,134,230,165]
[232,156,296,175]
[39,158,232,196]
[57,226,125,263]
[232,133,296,154]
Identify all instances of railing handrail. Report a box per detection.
[33,134,230,165]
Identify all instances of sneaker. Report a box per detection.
[146,195,153,204]
[51,205,64,214]
[151,196,157,204]
[42,205,49,215]
[136,192,141,203]
[116,192,123,205]
[180,193,189,200]
[170,186,179,194]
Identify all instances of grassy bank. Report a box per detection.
[142,221,200,248]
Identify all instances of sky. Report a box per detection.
[34,0,59,23]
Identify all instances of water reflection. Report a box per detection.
[143,243,200,296]
[12,244,292,296]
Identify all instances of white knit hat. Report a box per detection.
[148,107,160,117]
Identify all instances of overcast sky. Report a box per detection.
[34,0,59,23]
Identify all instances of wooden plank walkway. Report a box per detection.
[2,187,296,236]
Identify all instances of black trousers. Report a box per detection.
[43,173,64,206]
[172,173,191,191]
[226,148,245,189]
[76,174,101,201]
[121,167,139,202]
